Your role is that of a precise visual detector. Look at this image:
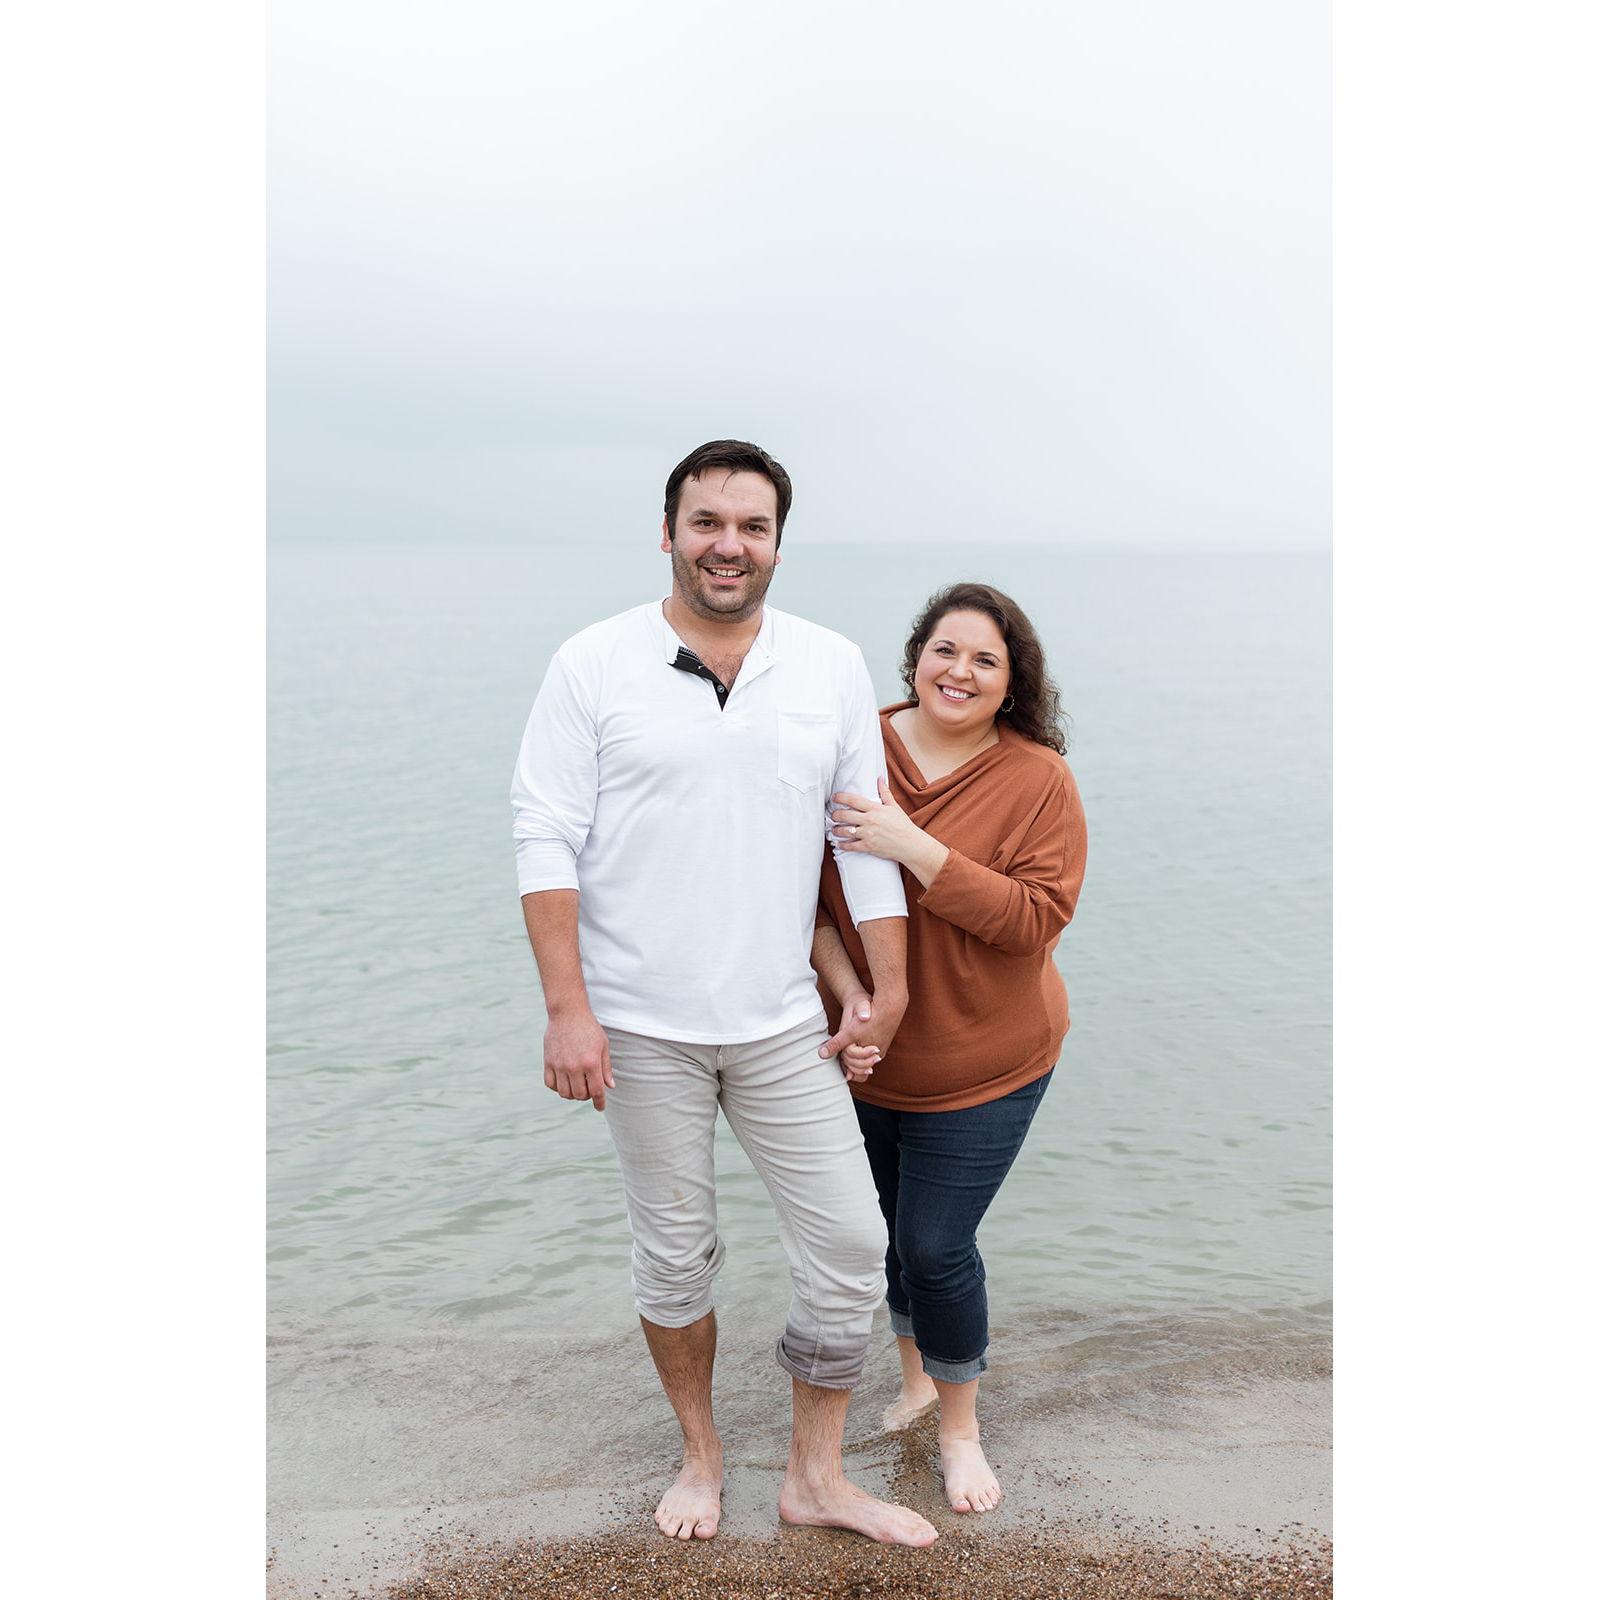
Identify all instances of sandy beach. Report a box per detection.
[382,1526,1331,1600]
[266,1308,1329,1600]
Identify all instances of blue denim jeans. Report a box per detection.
[853,1070,1053,1384]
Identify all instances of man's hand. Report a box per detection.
[852,986,906,1073]
[818,988,908,1083]
[543,1003,614,1112]
[820,992,875,1059]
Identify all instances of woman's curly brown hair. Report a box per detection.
[899,582,1070,755]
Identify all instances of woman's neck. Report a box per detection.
[897,704,999,779]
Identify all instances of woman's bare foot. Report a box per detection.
[938,1428,1001,1513]
[778,1472,938,1546]
[885,1336,939,1432]
[882,1376,939,1432]
[655,1443,723,1540]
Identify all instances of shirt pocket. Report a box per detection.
[776,711,838,794]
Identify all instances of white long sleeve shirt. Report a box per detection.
[511,600,907,1043]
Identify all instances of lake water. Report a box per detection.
[266,539,1330,1556]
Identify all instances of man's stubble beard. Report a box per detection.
[668,540,778,624]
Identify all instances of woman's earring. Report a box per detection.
[1001,695,1015,713]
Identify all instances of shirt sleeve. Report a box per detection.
[917,764,1088,955]
[829,649,908,925]
[510,648,600,896]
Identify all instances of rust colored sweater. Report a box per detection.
[816,704,1088,1111]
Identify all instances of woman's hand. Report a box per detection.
[816,980,906,1083]
[830,778,923,863]
[818,991,884,1081]
[831,779,951,889]
[839,1042,880,1082]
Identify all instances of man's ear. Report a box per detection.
[660,516,672,554]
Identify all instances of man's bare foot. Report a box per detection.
[882,1376,939,1433]
[939,1429,1002,1513]
[655,1444,723,1540]
[779,1473,938,1546]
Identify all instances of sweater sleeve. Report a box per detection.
[916,765,1087,956]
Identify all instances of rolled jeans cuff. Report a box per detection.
[919,1347,988,1384]
[888,1307,987,1381]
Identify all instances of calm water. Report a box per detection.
[267,539,1330,1519]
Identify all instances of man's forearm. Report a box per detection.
[521,889,593,1016]
[855,916,908,1011]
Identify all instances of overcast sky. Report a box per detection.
[269,1,1328,546]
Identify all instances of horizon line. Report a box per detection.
[267,534,1332,553]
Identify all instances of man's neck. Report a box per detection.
[662,593,765,657]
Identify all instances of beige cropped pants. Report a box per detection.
[600,1011,887,1389]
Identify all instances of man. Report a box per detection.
[510,440,937,1547]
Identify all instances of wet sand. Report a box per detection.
[384,1525,1330,1600]
[267,1320,1330,1599]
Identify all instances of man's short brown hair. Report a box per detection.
[663,440,793,548]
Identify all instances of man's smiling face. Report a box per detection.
[661,469,781,623]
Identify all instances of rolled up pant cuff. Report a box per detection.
[887,1307,988,1382]
[775,1309,873,1390]
[918,1347,988,1384]
[636,1296,715,1330]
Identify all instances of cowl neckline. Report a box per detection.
[879,700,1019,802]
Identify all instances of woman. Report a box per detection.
[810,581,1087,1516]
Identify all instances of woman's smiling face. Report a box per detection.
[912,609,1011,734]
